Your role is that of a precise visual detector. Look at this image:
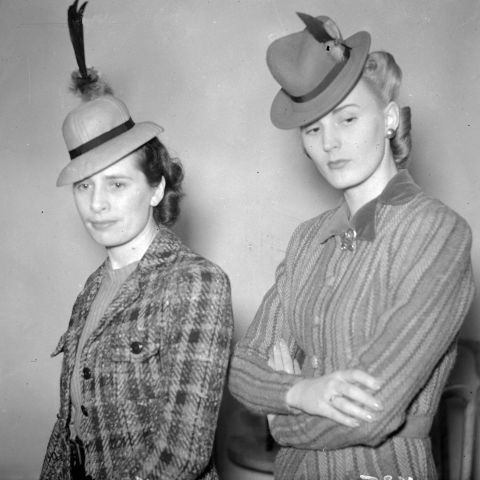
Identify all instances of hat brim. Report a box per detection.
[56,121,163,186]
[270,31,371,129]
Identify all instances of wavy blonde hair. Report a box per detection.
[362,51,412,168]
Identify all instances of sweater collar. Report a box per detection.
[80,224,184,302]
[320,169,421,244]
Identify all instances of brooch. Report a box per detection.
[340,228,357,251]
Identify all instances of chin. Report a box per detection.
[327,171,371,192]
[86,230,121,249]
[326,176,358,191]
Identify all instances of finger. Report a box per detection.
[340,369,382,391]
[272,344,285,371]
[322,403,360,427]
[330,395,376,423]
[278,340,294,374]
[337,381,383,411]
[293,359,301,375]
[267,414,276,428]
[268,356,274,369]
[268,346,275,369]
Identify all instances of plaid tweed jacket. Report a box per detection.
[40,226,233,480]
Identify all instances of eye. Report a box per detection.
[74,182,90,191]
[303,125,321,136]
[111,181,126,189]
[342,116,357,126]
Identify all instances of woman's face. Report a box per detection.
[73,152,163,250]
[301,79,396,193]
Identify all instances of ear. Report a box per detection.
[150,177,166,207]
[384,101,400,132]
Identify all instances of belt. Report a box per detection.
[396,414,433,438]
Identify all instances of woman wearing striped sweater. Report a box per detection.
[229,13,474,480]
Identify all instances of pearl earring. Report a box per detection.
[386,128,396,139]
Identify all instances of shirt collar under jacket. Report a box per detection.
[319,169,421,244]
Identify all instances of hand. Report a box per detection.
[267,339,301,426]
[286,369,383,427]
[268,339,301,375]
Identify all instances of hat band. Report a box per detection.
[289,57,349,104]
[68,118,135,160]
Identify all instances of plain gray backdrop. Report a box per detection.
[1,1,479,478]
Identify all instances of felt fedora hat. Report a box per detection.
[267,13,371,129]
[57,95,163,186]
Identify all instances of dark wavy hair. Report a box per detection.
[362,51,412,168]
[135,137,184,226]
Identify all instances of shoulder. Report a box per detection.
[71,262,105,311]
[156,239,232,308]
[166,253,233,331]
[381,193,473,264]
[282,206,342,268]
[173,252,231,289]
[398,193,472,242]
[83,265,104,288]
[144,243,233,328]
[288,206,340,247]
[146,227,231,286]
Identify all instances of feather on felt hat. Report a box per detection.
[57,0,163,186]
[267,13,371,129]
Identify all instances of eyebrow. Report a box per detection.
[102,174,133,180]
[301,103,362,130]
[332,103,360,114]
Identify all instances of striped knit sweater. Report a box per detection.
[229,170,475,480]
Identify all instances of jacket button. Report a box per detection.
[130,341,144,354]
[82,367,92,379]
[81,405,88,417]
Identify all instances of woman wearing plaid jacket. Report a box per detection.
[40,42,233,480]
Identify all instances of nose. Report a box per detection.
[322,123,340,152]
[90,185,109,213]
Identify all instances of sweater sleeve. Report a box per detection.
[120,262,233,480]
[229,232,304,415]
[270,208,475,450]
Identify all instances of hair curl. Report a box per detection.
[135,137,184,226]
[362,51,412,168]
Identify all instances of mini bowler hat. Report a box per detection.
[267,13,371,129]
[57,95,163,186]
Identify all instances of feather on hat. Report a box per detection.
[57,0,163,186]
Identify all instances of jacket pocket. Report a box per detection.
[109,335,160,362]
[107,334,162,401]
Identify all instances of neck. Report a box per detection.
[107,218,158,269]
[344,149,398,217]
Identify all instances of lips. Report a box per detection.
[89,220,117,231]
[327,159,350,170]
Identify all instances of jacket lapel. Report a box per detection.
[84,266,143,344]
[83,227,184,345]
[57,226,185,423]
[58,264,105,422]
